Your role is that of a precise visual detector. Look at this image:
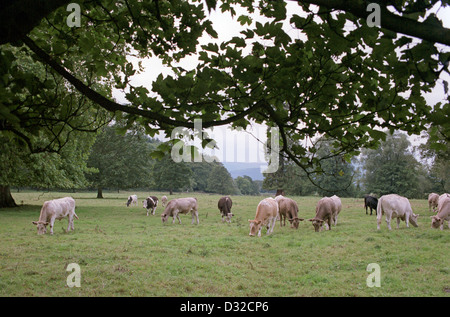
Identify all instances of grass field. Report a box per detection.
[0,191,448,297]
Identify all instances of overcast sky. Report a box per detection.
[112,2,450,164]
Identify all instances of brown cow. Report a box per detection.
[274,196,304,228]
[218,196,233,223]
[431,196,450,230]
[248,197,278,237]
[308,197,335,232]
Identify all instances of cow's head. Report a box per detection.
[410,213,419,227]
[248,219,262,236]
[289,217,305,229]
[430,215,443,229]
[32,221,49,235]
[308,218,324,232]
[161,213,169,223]
[126,198,131,207]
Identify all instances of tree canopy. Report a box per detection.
[1,0,450,205]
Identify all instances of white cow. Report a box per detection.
[376,194,419,230]
[161,197,199,224]
[437,193,450,211]
[431,196,450,230]
[32,197,78,235]
[127,195,138,207]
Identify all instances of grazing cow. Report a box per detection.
[248,197,279,237]
[308,197,335,232]
[437,193,450,211]
[431,196,450,230]
[376,194,419,230]
[126,195,138,207]
[218,196,233,223]
[143,196,159,216]
[32,197,78,235]
[161,195,168,207]
[330,195,342,226]
[428,193,439,213]
[274,196,304,229]
[364,195,378,215]
[161,197,199,224]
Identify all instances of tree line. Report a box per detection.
[263,131,449,199]
[0,123,262,207]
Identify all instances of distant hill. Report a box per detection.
[222,162,267,181]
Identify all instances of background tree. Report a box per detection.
[360,132,426,198]
[206,163,240,195]
[0,130,96,206]
[86,125,157,198]
[152,155,193,195]
[235,175,260,196]
[418,127,450,193]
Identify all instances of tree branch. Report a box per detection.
[296,0,450,46]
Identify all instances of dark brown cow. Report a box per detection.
[218,196,233,223]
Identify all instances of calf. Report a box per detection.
[428,193,439,213]
[143,196,159,216]
[308,197,335,232]
[126,195,138,207]
[364,195,378,215]
[330,195,342,225]
[161,197,199,224]
[32,197,78,235]
[431,196,450,230]
[274,196,304,229]
[218,196,233,223]
[377,194,419,230]
[248,197,279,237]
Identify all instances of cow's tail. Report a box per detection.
[376,197,383,229]
[73,210,79,220]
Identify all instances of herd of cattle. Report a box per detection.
[31,192,450,236]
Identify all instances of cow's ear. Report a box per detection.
[32,221,38,225]
[248,219,253,223]
[299,218,305,221]
[307,218,314,222]
[256,220,262,225]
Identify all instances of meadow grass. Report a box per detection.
[0,191,448,297]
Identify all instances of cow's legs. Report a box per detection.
[50,217,56,235]
[405,216,409,228]
[192,210,199,224]
[67,214,75,231]
[397,217,401,229]
[152,207,156,215]
[386,215,392,230]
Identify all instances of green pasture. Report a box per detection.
[0,191,448,297]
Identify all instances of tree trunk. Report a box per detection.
[170,188,173,195]
[0,185,18,208]
[97,186,103,198]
